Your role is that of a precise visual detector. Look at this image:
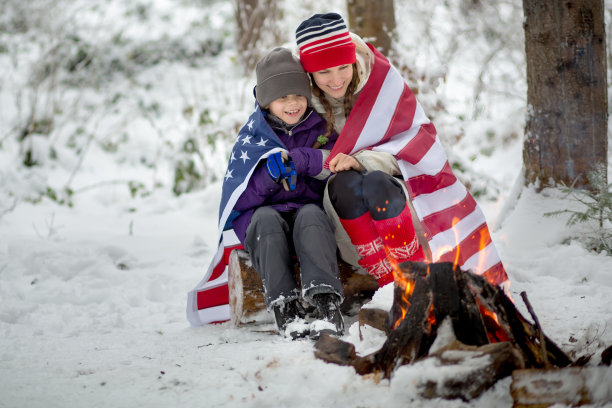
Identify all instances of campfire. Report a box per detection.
[314,260,612,404]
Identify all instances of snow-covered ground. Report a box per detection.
[1,1,611,407]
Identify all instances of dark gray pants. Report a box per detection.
[244,204,343,308]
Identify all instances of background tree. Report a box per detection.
[347,0,396,56]
[522,0,608,190]
[235,0,282,74]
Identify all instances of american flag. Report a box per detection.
[187,105,286,326]
[187,46,509,326]
[327,45,509,289]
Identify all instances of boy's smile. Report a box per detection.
[268,94,308,125]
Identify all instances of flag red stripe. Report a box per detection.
[421,193,477,235]
[210,245,242,280]
[482,261,507,286]
[406,161,457,197]
[396,122,437,165]
[197,284,229,310]
[379,84,418,144]
[437,222,491,267]
[325,50,391,164]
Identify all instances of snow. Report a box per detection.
[1,0,612,407]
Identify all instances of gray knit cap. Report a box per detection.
[255,47,311,108]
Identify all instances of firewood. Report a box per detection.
[312,259,574,398]
[511,367,612,407]
[313,334,356,366]
[373,262,495,378]
[358,307,389,335]
[417,340,524,401]
[520,291,549,367]
[228,249,379,326]
[460,268,572,368]
[373,262,435,378]
[313,334,375,375]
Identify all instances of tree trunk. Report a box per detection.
[347,0,396,56]
[234,0,281,74]
[522,0,607,189]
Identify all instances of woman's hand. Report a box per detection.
[328,153,365,173]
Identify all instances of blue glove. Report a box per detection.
[266,152,297,191]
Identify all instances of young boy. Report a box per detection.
[230,48,344,339]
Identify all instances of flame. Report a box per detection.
[474,226,491,276]
[388,251,419,330]
[431,217,462,268]
[426,303,436,327]
[390,256,414,329]
[475,298,510,343]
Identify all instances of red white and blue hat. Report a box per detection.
[295,13,357,73]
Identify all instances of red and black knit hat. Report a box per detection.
[295,13,356,73]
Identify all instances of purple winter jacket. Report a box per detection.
[232,108,337,245]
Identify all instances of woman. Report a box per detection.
[295,13,509,289]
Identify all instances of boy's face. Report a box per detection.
[268,94,308,125]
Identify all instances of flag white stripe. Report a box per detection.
[222,229,240,247]
[352,67,404,153]
[217,148,284,234]
[411,179,467,220]
[196,304,230,325]
[463,242,501,275]
[428,206,486,260]
[397,138,448,179]
[371,104,430,157]
[186,271,229,325]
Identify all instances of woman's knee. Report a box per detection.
[329,171,365,197]
[362,171,406,219]
[328,170,368,219]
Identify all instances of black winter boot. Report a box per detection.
[309,293,344,340]
[272,299,309,339]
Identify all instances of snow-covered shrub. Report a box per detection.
[0,0,239,205]
[545,164,612,255]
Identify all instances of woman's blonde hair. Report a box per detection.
[311,63,360,139]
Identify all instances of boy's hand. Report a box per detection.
[266,152,297,191]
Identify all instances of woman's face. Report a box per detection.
[311,64,353,99]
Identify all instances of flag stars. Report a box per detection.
[256,137,268,147]
[246,119,255,131]
[241,135,252,145]
[240,150,250,163]
[229,151,236,163]
[225,169,233,180]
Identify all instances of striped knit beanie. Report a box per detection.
[295,13,356,73]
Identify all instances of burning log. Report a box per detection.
[419,339,524,401]
[314,260,574,399]
[372,261,571,376]
[376,261,492,377]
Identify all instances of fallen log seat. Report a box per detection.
[227,249,379,326]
